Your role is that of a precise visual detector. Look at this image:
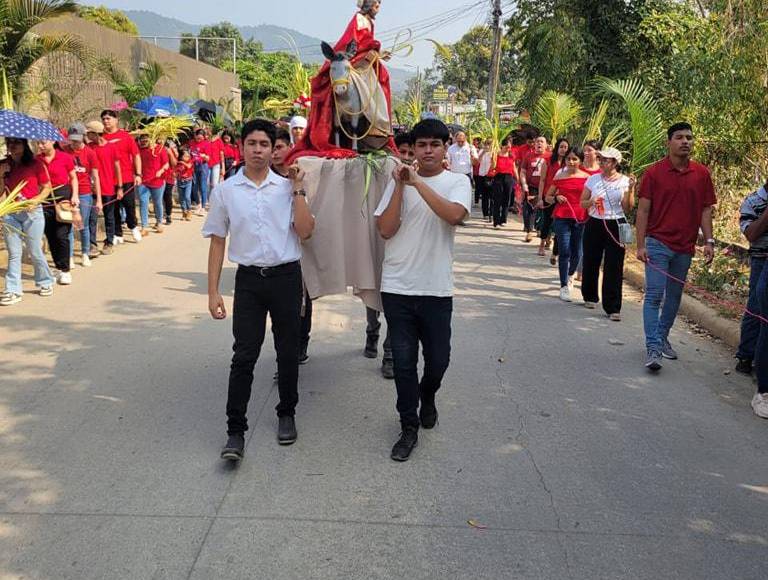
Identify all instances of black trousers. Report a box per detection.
[581,217,626,314]
[300,289,312,350]
[382,293,452,427]
[522,186,538,233]
[163,183,174,221]
[477,177,492,218]
[114,183,137,236]
[43,205,72,271]
[491,174,512,226]
[366,306,393,361]
[227,262,303,435]
[538,203,555,239]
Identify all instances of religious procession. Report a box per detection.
[1,0,767,578]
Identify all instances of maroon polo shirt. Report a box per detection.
[639,156,716,255]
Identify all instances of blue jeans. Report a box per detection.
[193,163,210,207]
[138,185,164,227]
[643,236,693,351]
[737,256,766,361]
[382,292,453,427]
[69,194,93,257]
[553,218,584,287]
[3,207,54,294]
[753,262,768,393]
[177,179,192,211]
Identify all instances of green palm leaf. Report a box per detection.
[593,77,664,174]
[583,99,610,144]
[533,91,582,143]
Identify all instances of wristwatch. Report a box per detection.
[293,189,307,197]
[705,238,716,246]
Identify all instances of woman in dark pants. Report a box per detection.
[538,138,569,257]
[490,138,517,228]
[37,140,78,285]
[162,141,178,224]
[579,147,635,320]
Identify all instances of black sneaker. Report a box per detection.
[419,402,438,429]
[277,415,297,445]
[381,359,394,380]
[221,433,245,460]
[390,425,418,462]
[298,351,310,365]
[735,358,753,375]
[645,349,663,371]
[364,338,378,359]
[165,217,172,225]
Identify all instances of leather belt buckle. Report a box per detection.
[259,266,271,278]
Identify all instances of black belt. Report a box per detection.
[239,261,300,278]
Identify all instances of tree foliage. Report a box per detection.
[78,5,138,35]
[0,0,92,102]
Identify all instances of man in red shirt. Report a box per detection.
[519,136,550,242]
[101,109,142,243]
[137,133,170,234]
[64,123,102,266]
[636,122,716,371]
[86,120,122,254]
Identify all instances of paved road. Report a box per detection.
[1,211,766,580]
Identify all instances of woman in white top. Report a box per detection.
[476,138,493,221]
[579,147,636,320]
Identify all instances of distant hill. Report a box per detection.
[125,10,412,93]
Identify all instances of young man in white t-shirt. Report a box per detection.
[374,119,472,462]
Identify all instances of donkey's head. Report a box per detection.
[321,40,357,96]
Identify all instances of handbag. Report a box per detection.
[601,177,635,245]
[54,199,74,224]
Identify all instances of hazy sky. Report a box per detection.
[94,0,500,68]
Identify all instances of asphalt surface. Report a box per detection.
[1,209,767,579]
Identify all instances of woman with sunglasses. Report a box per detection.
[579,147,636,320]
[0,138,55,305]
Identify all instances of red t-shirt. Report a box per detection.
[38,150,75,188]
[207,139,224,168]
[543,159,562,192]
[223,143,240,163]
[522,152,550,189]
[163,147,177,184]
[66,145,99,195]
[176,160,193,181]
[639,157,717,255]
[189,140,211,165]
[139,144,169,189]
[104,129,139,183]
[4,159,50,200]
[495,153,517,175]
[89,142,118,197]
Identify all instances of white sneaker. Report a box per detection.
[57,271,72,285]
[39,286,54,297]
[69,257,76,270]
[568,275,575,290]
[82,255,91,267]
[132,227,142,242]
[114,236,125,245]
[0,292,22,306]
[752,393,768,419]
[559,286,572,302]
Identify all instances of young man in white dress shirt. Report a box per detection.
[375,119,472,462]
[203,119,315,461]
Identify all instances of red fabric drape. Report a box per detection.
[287,12,396,162]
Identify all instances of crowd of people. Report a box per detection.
[2,111,766,464]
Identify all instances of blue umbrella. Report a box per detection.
[133,96,192,117]
[0,109,64,141]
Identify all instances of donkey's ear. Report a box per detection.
[321,41,336,61]
[345,40,358,60]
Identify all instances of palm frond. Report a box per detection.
[583,99,610,144]
[427,39,452,60]
[1,68,13,109]
[533,91,582,143]
[138,115,194,144]
[593,77,664,174]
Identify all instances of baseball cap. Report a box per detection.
[85,120,104,134]
[68,122,87,142]
[598,147,623,164]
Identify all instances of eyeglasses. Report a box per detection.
[597,157,615,164]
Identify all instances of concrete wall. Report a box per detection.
[29,16,240,125]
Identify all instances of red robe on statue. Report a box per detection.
[288,12,397,161]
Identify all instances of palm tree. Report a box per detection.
[533,91,582,144]
[0,0,91,105]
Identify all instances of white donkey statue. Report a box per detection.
[321,40,365,151]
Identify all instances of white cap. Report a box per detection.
[598,147,623,164]
[289,116,307,130]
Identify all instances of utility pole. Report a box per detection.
[486,0,503,120]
